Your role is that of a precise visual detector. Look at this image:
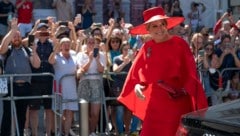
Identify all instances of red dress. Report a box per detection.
[118,36,208,136]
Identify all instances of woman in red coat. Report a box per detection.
[117,7,208,136]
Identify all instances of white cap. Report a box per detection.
[59,37,71,45]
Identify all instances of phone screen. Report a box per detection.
[28,35,35,46]
[93,48,99,58]
[128,49,133,57]
[198,50,204,56]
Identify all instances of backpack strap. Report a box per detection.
[4,46,13,67]
[4,46,32,68]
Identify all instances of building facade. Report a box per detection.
[9,0,239,28]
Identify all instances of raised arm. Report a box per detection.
[0,18,18,54]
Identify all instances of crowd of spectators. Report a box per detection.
[0,0,240,136]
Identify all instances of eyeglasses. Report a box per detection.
[123,48,129,51]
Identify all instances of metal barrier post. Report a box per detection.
[79,99,89,136]
[9,76,20,136]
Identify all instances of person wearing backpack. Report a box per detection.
[0,18,40,136]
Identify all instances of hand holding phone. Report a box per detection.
[93,48,99,58]
[28,35,35,46]
[76,14,81,19]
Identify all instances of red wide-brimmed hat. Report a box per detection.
[129,6,184,35]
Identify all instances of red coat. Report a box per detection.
[118,36,208,136]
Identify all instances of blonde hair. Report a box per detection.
[190,33,203,51]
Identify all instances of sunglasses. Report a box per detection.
[94,32,101,36]
[111,40,120,43]
[205,47,213,51]
[87,41,95,44]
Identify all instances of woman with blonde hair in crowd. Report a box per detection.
[190,33,204,67]
[48,37,78,136]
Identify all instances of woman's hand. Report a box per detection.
[134,84,146,100]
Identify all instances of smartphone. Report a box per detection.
[76,14,81,19]
[39,31,50,37]
[93,23,102,28]
[227,8,232,16]
[93,48,99,58]
[59,21,68,26]
[128,49,133,57]
[40,19,48,24]
[28,35,35,46]
[198,50,204,56]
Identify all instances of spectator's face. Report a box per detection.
[11,31,22,48]
[223,23,231,31]
[222,37,231,45]
[93,30,102,38]
[121,44,130,56]
[86,38,95,52]
[204,44,214,55]
[61,41,71,53]
[110,38,121,51]
[195,38,204,50]
[38,27,49,40]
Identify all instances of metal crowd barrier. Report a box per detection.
[57,72,128,136]
[198,67,240,103]
[0,73,56,136]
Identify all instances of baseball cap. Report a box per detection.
[37,23,48,30]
